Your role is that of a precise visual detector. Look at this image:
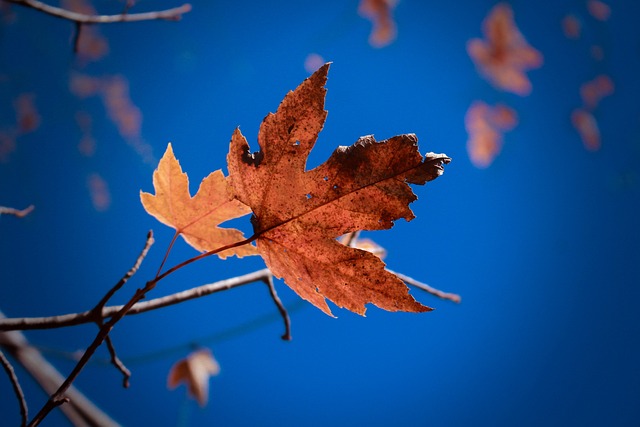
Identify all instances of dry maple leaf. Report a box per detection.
[358,0,397,48]
[227,63,450,316]
[467,3,543,96]
[167,348,220,407]
[141,144,257,258]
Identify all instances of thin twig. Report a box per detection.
[26,231,156,426]
[92,230,154,318]
[0,350,28,427]
[27,238,266,425]
[89,231,153,387]
[4,0,192,24]
[155,234,258,283]
[1,269,273,331]
[0,311,120,426]
[387,269,461,303]
[27,281,155,426]
[262,273,291,341]
[72,21,82,53]
[0,204,34,218]
[104,336,130,388]
[155,231,179,279]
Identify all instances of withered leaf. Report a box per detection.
[227,64,449,316]
[141,144,257,259]
[167,348,220,407]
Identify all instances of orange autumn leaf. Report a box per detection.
[141,144,257,259]
[465,101,518,168]
[587,0,611,21]
[358,0,397,48]
[571,108,601,151]
[14,93,40,134]
[87,173,111,211]
[227,64,449,316]
[562,14,581,39]
[580,74,614,110]
[467,3,543,95]
[167,349,220,407]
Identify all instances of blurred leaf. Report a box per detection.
[167,349,220,407]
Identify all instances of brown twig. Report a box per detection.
[1,269,273,331]
[27,238,268,425]
[27,281,155,425]
[1,349,28,427]
[92,230,154,318]
[0,311,120,426]
[4,0,192,24]
[387,269,461,303]
[72,21,82,53]
[89,231,153,388]
[104,335,130,388]
[0,204,34,218]
[262,273,292,341]
[26,231,156,426]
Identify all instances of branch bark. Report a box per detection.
[3,0,191,24]
[0,349,28,427]
[0,205,34,218]
[0,311,120,427]
[0,269,275,331]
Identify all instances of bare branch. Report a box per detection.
[0,204,34,218]
[1,269,273,331]
[4,0,192,24]
[92,230,154,318]
[88,231,152,387]
[0,312,119,426]
[387,269,461,303]
[104,336,130,388]
[262,273,291,341]
[0,349,28,427]
[27,282,157,425]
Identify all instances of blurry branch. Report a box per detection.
[3,0,191,24]
[0,349,28,427]
[388,269,461,303]
[0,204,34,218]
[0,311,120,427]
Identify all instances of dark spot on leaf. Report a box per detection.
[241,149,264,167]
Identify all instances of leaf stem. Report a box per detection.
[154,234,258,284]
[155,231,179,279]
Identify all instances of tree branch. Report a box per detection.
[0,204,34,218]
[1,269,274,331]
[387,269,461,303]
[0,349,28,427]
[91,230,154,320]
[3,0,192,24]
[262,273,291,341]
[0,312,120,427]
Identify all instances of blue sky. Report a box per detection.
[1,0,639,426]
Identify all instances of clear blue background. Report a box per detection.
[1,0,639,426]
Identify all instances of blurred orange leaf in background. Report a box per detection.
[467,3,543,95]
[167,349,220,407]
